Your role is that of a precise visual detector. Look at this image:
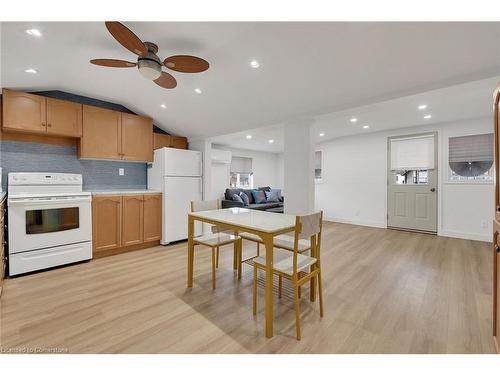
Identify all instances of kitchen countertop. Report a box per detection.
[89,189,161,195]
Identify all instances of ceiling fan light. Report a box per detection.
[137,59,162,80]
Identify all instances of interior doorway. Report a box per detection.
[387,132,438,233]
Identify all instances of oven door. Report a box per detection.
[8,195,92,254]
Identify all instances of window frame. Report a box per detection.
[445,132,494,185]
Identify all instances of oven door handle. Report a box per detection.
[8,197,91,206]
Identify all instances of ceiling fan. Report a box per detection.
[90,22,209,89]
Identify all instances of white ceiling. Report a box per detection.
[1,22,499,141]
[212,76,500,153]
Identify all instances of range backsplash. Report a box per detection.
[0,140,147,191]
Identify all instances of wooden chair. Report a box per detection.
[239,225,312,270]
[190,200,242,289]
[252,211,324,340]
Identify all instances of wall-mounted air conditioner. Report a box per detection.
[211,149,232,164]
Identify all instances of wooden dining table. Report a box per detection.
[187,207,297,338]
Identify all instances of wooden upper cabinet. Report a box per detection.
[143,194,162,242]
[121,113,153,162]
[2,89,46,133]
[122,195,144,247]
[153,133,187,150]
[171,135,188,149]
[92,196,122,256]
[46,97,82,137]
[153,133,172,149]
[80,105,122,160]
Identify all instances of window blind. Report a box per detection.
[448,133,493,163]
[230,156,253,173]
[390,134,435,170]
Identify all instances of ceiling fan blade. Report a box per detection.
[105,21,147,56]
[154,71,177,89]
[90,59,137,68]
[163,55,209,73]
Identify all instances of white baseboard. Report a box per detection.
[324,216,386,229]
[439,230,491,243]
[325,217,492,243]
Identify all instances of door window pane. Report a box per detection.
[395,170,428,185]
[26,207,80,234]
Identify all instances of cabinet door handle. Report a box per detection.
[47,123,52,127]
[41,122,46,127]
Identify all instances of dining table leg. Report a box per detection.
[263,233,274,338]
[187,215,195,288]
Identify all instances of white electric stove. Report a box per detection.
[7,172,92,275]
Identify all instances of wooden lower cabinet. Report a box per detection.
[122,195,144,246]
[143,194,162,242]
[92,193,161,258]
[92,195,122,256]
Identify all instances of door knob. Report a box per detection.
[430,188,436,192]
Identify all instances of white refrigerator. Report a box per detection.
[148,147,203,245]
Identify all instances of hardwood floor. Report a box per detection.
[0,222,495,353]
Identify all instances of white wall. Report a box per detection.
[315,117,494,242]
[212,145,283,198]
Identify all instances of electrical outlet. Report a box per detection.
[119,168,125,176]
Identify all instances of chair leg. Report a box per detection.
[298,285,301,299]
[294,283,301,340]
[278,275,282,299]
[237,240,242,280]
[253,265,258,316]
[318,270,324,318]
[216,246,219,268]
[211,247,216,290]
[233,244,237,270]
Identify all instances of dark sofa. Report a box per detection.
[221,187,284,212]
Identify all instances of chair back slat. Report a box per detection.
[191,199,220,213]
[291,211,323,277]
[298,212,322,239]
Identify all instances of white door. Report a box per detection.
[163,176,202,244]
[387,133,438,233]
[163,148,202,177]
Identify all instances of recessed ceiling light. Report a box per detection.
[246,135,252,140]
[363,125,370,129]
[160,104,167,109]
[25,29,41,37]
[24,68,37,74]
[250,59,260,68]
[319,132,325,137]
[418,104,428,110]
[423,114,432,119]
[350,118,358,123]
[268,139,274,144]
[194,88,202,94]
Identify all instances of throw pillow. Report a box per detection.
[265,190,279,202]
[270,188,282,201]
[239,192,250,206]
[232,194,243,203]
[251,190,267,204]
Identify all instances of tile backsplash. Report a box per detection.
[0,140,147,191]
